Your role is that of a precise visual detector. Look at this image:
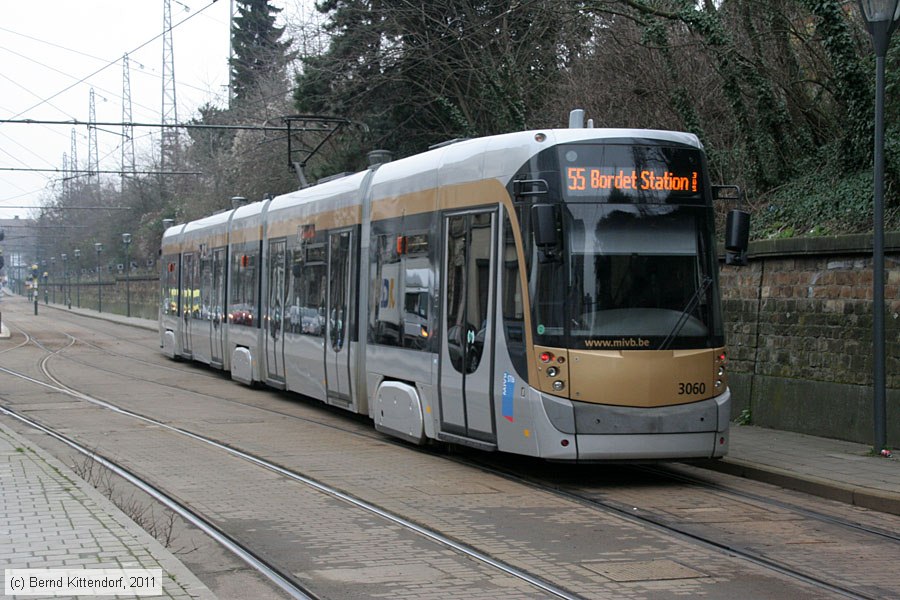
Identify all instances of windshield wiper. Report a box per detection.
[658,276,712,351]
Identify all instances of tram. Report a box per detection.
[160,115,750,461]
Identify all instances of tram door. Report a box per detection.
[180,252,195,357]
[210,248,226,366]
[439,211,497,441]
[265,239,287,384]
[325,230,352,403]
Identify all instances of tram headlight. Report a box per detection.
[715,352,727,391]
[552,380,565,392]
[546,366,559,378]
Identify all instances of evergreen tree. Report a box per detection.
[230,0,294,110]
[295,1,591,160]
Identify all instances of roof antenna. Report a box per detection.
[569,109,585,128]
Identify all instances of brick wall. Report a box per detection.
[720,233,900,446]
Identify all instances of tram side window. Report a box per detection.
[525,203,565,344]
[329,232,351,351]
[287,244,326,337]
[502,215,527,379]
[371,235,402,347]
[161,254,179,316]
[229,246,258,327]
[286,248,300,335]
[401,251,431,351]
[369,230,433,352]
[198,254,213,321]
[181,253,197,319]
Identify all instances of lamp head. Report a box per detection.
[859,0,900,55]
[859,0,900,22]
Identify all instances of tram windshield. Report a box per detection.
[527,143,724,351]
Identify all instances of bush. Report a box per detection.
[752,147,899,239]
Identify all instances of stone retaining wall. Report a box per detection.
[721,233,900,446]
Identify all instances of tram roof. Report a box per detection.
[163,127,704,240]
[264,128,704,209]
[268,170,370,216]
[369,128,703,199]
[255,128,703,211]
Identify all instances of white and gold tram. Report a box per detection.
[160,122,750,461]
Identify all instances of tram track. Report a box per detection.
[0,328,585,600]
[44,326,900,550]
[58,331,234,383]
[0,404,319,600]
[454,456,888,600]
[4,313,898,598]
[48,330,383,441]
[40,305,164,353]
[48,312,228,379]
[633,464,900,544]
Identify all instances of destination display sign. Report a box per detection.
[566,168,699,193]
[558,144,705,204]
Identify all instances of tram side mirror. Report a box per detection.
[532,204,559,248]
[725,209,750,266]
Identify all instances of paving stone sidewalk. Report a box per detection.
[0,422,215,599]
[711,424,900,515]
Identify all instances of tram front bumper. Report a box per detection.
[539,388,731,461]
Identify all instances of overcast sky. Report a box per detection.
[0,0,298,220]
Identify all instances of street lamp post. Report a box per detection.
[41,260,48,305]
[31,264,39,314]
[858,0,900,454]
[73,249,81,308]
[61,253,70,309]
[94,242,103,313]
[50,257,56,304]
[122,233,132,318]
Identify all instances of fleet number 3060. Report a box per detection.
[678,382,706,395]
